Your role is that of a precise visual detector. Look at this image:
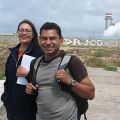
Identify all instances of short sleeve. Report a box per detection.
[68,55,88,82]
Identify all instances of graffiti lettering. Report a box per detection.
[64,39,103,46]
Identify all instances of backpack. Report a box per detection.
[58,54,88,120]
[30,54,88,120]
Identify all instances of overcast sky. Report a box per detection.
[0,0,120,37]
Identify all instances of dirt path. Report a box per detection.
[82,67,120,120]
[0,67,120,120]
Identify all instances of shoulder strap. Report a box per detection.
[31,56,42,85]
[58,54,71,70]
[34,56,42,70]
[58,55,88,120]
[32,55,71,85]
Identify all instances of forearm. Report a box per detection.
[72,82,95,100]
[55,68,95,99]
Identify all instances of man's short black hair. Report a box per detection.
[40,22,62,38]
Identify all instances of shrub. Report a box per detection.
[0,73,4,80]
[113,61,120,67]
[103,66,118,71]
[93,50,110,57]
[85,57,106,68]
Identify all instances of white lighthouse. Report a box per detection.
[105,13,113,30]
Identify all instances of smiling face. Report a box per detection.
[18,23,33,45]
[39,29,63,59]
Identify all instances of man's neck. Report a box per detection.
[44,50,60,61]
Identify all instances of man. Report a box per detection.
[26,22,95,120]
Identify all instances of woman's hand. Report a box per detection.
[16,66,29,77]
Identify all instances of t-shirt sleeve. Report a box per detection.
[68,55,88,82]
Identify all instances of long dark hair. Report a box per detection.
[17,19,38,46]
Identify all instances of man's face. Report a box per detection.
[39,29,63,57]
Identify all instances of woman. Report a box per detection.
[1,19,43,120]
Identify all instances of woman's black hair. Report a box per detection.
[17,19,38,46]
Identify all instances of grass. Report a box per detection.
[113,61,120,67]
[0,73,4,80]
[0,44,120,77]
[103,66,118,72]
[93,50,111,57]
[85,57,106,68]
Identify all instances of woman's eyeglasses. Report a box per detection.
[18,29,32,34]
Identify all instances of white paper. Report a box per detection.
[17,54,35,85]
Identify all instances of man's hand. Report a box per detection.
[55,69,71,86]
[26,83,37,94]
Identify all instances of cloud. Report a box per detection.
[0,0,120,37]
[104,22,120,36]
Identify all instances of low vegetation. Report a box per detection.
[103,66,118,72]
[62,46,120,71]
[85,57,106,68]
[0,43,119,79]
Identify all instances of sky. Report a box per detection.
[0,0,120,37]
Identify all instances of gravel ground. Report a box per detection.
[0,105,7,120]
[0,67,120,120]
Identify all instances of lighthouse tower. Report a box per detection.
[105,13,113,30]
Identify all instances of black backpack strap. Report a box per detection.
[30,56,42,85]
[58,54,88,120]
[32,54,71,85]
[58,54,71,70]
[77,113,87,120]
[26,59,37,83]
[84,113,87,120]
[34,56,42,70]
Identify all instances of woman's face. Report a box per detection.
[18,23,34,44]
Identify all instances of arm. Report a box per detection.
[55,55,95,100]
[55,70,95,100]
[71,76,95,100]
